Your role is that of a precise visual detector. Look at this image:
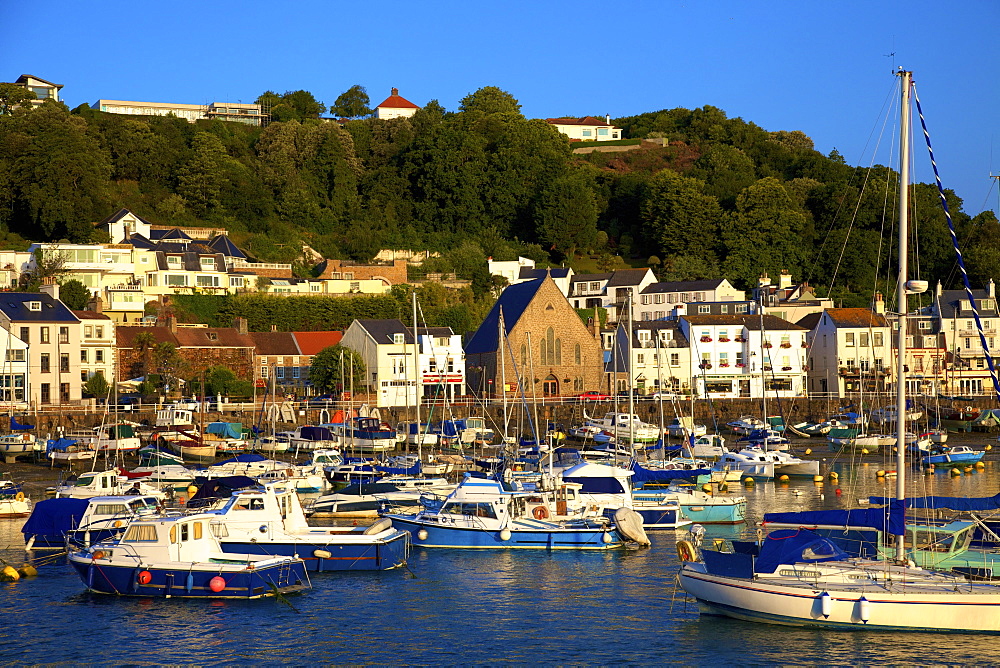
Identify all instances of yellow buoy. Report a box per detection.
[876,470,886,478]
[976,461,986,469]
[17,564,37,578]
[743,477,755,487]
[187,485,198,497]
[778,474,789,482]
[813,475,824,483]
[828,471,839,480]
[964,466,973,473]
[925,467,935,474]
[951,468,961,476]
[861,449,869,455]
[701,484,712,493]
[987,444,993,451]
[805,448,812,455]
[718,483,728,492]
[1,565,19,581]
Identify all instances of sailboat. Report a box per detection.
[677,69,1000,632]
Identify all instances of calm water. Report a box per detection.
[4,457,1000,665]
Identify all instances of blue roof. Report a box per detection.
[0,293,80,323]
[465,279,545,355]
[207,234,246,259]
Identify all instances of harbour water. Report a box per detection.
[4,451,1000,664]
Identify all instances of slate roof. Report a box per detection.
[248,331,299,356]
[293,331,343,355]
[173,328,254,348]
[465,279,546,355]
[607,268,652,287]
[570,273,613,284]
[937,288,1000,319]
[72,310,111,321]
[376,88,420,110]
[629,320,689,347]
[355,320,453,346]
[518,267,571,280]
[682,314,807,331]
[97,208,154,228]
[150,228,192,242]
[207,234,246,259]
[126,234,157,250]
[820,308,889,328]
[15,74,63,89]
[796,312,822,331]
[640,279,727,294]
[0,293,80,323]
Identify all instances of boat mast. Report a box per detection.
[895,68,912,562]
[412,290,421,463]
[498,306,509,442]
[627,294,636,456]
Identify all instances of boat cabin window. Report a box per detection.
[443,502,497,519]
[902,529,955,553]
[234,498,265,511]
[169,521,203,543]
[75,475,95,487]
[210,522,229,538]
[122,524,158,542]
[92,503,129,516]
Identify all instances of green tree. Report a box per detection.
[0,83,35,115]
[83,373,110,399]
[176,132,228,216]
[332,85,372,118]
[59,279,90,310]
[309,345,367,393]
[459,86,522,116]
[536,170,599,259]
[642,170,723,264]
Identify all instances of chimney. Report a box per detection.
[92,295,104,314]
[758,273,771,288]
[990,278,996,299]
[234,316,248,335]
[605,114,611,125]
[873,292,885,314]
[588,316,599,340]
[166,314,177,333]
[936,280,943,298]
[391,87,399,96]
[39,281,59,301]
[779,269,793,290]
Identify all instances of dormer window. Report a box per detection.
[393,333,405,344]
[167,256,181,266]
[27,302,41,311]
[206,332,218,341]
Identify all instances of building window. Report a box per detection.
[261,366,268,378]
[873,332,884,347]
[60,383,69,402]
[40,383,50,404]
[60,353,69,372]
[19,327,28,344]
[735,304,748,314]
[350,282,360,291]
[698,305,711,314]
[310,284,321,292]
[844,332,855,347]
[670,353,679,367]
[40,327,49,344]
[196,275,220,287]
[276,367,284,379]
[292,367,300,379]
[85,325,93,338]
[393,333,404,344]
[575,343,582,365]
[40,354,50,373]
[81,350,88,363]
[5,350,24,362]
[95,350,104,363]
[59,327,69,344]
[655,294,664,304]
[230,276,244,288]
[27,301,41,312]
[918,321,931,330]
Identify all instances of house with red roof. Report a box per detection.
[546,116,622,142]
[375,88,420,120]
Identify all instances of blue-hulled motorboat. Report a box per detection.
[22,495,162,549]
[384,474,647,550]
[68,513,311,598]
[921,445,985,468]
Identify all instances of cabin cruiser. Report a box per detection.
[22,495,161,549]
[583,412,660,445]
[309,477,453,517]
[49,469,168,500]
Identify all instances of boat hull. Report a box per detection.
[389,516,623,550]
[680,566,1000,632]
[68,556,309,598]
[221,532,409,572]
[632,506,692,529]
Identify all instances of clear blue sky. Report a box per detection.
[4,0,998,216]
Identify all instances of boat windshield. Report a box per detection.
[442,502,497,519]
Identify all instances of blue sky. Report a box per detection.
[4,0,998,215]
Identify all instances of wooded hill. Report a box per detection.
[1,85,997,311]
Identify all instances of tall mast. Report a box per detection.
[498,306,509,442]
[895,68,912,562]
[412,290,421,462]
[627,294,635,454]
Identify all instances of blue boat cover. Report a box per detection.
[21,498,90,538]
[869,494,1000,512]
[375,462,421,476]
[187,476,258,508]
[753,529,850,574]
[630,462,711,482]
[207,422,243,439]
[217,453,267,465]
[300,426,334,441]
[46,437,78,451]
[10,416,33,430]
[764,503,905,536]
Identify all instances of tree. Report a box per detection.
[309,345,367,394]
[83,373,110,399]
[176,132,229,216]
[132,332,156,379]
[459,87,522,116]
[0,83,35,115]
[332,85,371,118]
[535,170,599,259]
[59,279,90,310]
[642,170,723,265]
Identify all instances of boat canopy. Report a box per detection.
[187,476,258,508]
[827,428,859,438]
[207,422,243,439]
[764,503,905,536]
[300,426,334,441]
[10,416,33,430]
[376,462,421,476]
[21,498,90,537]
[46,437,78,451]
[217,453,267,465]
[105,424,135,438]
[753,529,850,574]
[971,409,1000,427]
[869,493,1000,512]
[630,462,711,483]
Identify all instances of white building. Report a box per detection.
[340,319,465,407]
[75,311,116,389]
[92,100,268,126]
[546,116,622,142]
[797,303,892,398]
[374,88,420,120]
[606,320,691,396]
[637,279,745,321]
[568,268,657,323]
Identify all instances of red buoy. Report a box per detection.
[835,488,842,496]
[209,576,226,593]
[137,570,152,585]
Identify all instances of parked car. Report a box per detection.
[309,394,337,407]
[649,392,680,401]
[576,391,612,402]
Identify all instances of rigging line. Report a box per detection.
[913,85,1000,405]
[942,178,999,288]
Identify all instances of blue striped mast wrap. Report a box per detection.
[913,86,1000,403]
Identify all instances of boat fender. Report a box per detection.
[499,529,512,541]
[91,550,105,560]
[137,570,152,585]
[819,591,832,618]
[602,532,613,544]
[532,506,549,520]
[209,576,226,593]
[676,540,696,562]
[15,492,24,502]
[17,564,37,578]
[313,549,332,559]
[186,573,194,593]
[857,596,870,623]
[417,529,428,541]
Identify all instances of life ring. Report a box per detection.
[676,539,696,562]
[532,506,549,520]
[15,492,24,502]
